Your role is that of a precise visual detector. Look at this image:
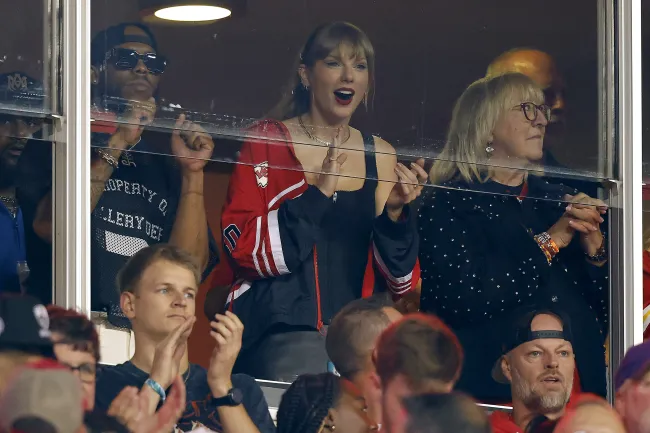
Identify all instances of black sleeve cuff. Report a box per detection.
[375,205,413,236]
[289,185,333,225]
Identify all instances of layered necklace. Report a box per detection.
[0,195,18,217]
[298,115,351,146]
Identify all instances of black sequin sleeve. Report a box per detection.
[417,188,551,325]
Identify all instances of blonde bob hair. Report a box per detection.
[430,73,544,185]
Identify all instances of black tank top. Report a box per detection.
[317,133,378,323]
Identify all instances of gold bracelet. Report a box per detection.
[95,148,119,169]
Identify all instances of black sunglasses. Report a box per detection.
[105,48,167,75]
[516,102,551,122]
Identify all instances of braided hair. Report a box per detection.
[277,373,341,433]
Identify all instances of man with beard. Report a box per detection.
[489,307,575,433]
[18,23,218,319]
[0,72,44,293]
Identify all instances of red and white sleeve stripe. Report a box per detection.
[246,211,291,279]
[372,242,413,295]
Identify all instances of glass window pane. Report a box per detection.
[0,1,51,116]
[88,0,611,412]
[0,0,54,303]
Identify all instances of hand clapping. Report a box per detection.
[207,311,244,397]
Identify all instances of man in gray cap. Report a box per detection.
[0,365,84,433]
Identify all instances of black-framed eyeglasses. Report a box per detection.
[61,361,97,383]
[515,102,551,122]
[105,48,167,75]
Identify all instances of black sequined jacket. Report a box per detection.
[417,175,608,396]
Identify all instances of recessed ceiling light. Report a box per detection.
[154,5,232,22]
[140,1,244,25]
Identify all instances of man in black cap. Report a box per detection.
[0,72,44,294]
[18,23,218,325]
[489,307,576,433]
[0,294,57,392]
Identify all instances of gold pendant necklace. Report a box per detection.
[298,115,351,146]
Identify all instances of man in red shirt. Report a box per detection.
[489,307,575,433]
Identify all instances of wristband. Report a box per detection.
[534,232,559,265]
[145,378,166,402]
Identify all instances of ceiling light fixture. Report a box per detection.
[155,5,231,21]
[140,0,244,25]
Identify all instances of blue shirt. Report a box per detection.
[0,202,25,292]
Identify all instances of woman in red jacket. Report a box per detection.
[220,22,426,382]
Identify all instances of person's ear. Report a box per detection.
[120,292,137,320]
[501,355,513,382]
[298,64,310,90]
[369,371,384,396]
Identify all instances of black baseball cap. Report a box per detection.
[0,72,45,111]
[0,294,55,358]
[91,22,159,66]
[491,306,573,384]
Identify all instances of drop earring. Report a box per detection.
[486,142,494,155]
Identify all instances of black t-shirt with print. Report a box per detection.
[15,134,219,322]
[93,138,178,326]
[95,362,276,433]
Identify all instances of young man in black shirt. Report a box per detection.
[18,23,218,322]
[95,244,275,433]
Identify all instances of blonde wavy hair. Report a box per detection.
[430,73,545,185]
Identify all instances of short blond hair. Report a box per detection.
[116,244,201,294]
[430,73,544,185]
